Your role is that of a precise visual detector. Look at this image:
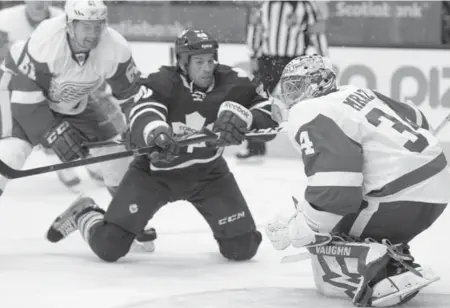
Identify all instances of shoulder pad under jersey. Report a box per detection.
[26,15,66,63]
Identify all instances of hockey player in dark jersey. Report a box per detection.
[45,29,278,262]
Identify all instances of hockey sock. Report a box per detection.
[77,210,104,242]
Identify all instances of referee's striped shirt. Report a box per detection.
[247,1,328,58]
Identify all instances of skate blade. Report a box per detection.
[129,239,155,253]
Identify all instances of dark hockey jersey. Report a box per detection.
[129,64,275,172]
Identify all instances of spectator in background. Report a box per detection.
[237,0,329,162]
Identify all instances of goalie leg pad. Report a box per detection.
[369,266,439,307]
[217,230,262,261]
[301,200,343,233]
[308,239,439,307]
[308,240,392,301]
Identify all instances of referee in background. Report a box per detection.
[236,0,329,162]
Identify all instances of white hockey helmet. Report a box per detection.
[65,0,108,22]
[271,55,337,122]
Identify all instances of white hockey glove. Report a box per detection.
[212,101,253,146]
[265,215,292,250]
[266,209,332,251]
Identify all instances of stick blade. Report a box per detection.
[0,159,18,179]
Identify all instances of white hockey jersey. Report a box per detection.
[1,15,140,144]
[287,85,450,216]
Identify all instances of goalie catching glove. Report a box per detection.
[144,121,180,163]
[212,101,253,146]
[41,120,89,163]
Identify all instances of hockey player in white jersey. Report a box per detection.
[0,1,63,57]
[0,1,106,188]
[265,55,450,307]
[0,0,136,197]
[0,1,77,186]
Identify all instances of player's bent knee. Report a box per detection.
[88,222,135,262]
[218,230,262,261]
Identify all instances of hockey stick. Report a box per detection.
[0,127,283,179]
[431,111,450,135]
[403,99,450,135]
[0,127,219,179]
[84,127,284,149]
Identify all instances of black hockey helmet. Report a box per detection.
[174,30,218,69]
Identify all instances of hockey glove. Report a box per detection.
[145,122,180,163]
[212,101,253,146]
[41,120,89,163]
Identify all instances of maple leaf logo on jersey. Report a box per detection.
[172,111,213,136]
[172,112,214,153]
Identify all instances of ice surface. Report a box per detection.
[0,150,448,308]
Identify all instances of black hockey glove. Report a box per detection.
[145,123,180,163]
[41,120,89,163]
[212,101,253,146]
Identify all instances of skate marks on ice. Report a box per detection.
[123,287,450,308]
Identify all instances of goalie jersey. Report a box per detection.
[128,64,274,173]
[287,85,450,216]
[0,15,139,145]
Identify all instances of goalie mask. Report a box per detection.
[271,55,337,123]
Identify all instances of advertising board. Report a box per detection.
[329,47,450,140]
[326,1,442,47]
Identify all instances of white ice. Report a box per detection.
[0,151,448,308]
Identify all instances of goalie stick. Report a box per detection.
[403,99,450,135]
[0,127,282,179]
[431,111,450,135]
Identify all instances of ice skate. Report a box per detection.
[46,196,101,243]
